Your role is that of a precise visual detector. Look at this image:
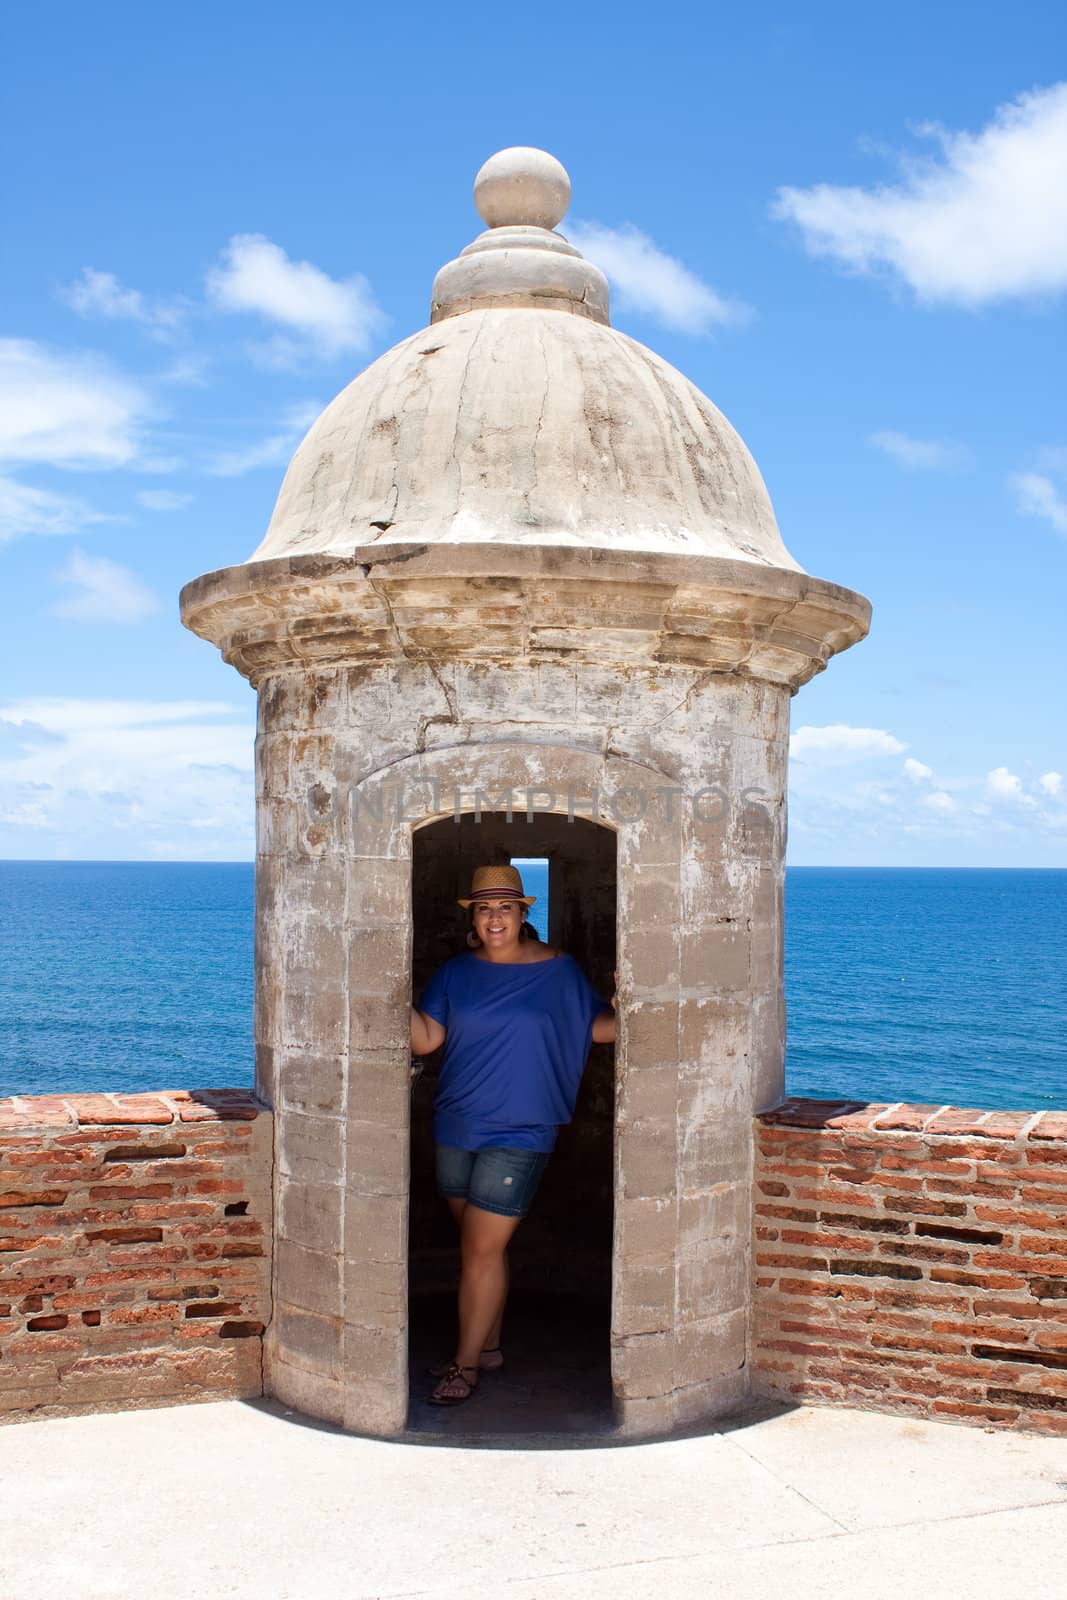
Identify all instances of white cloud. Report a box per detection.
[206,400,321,477]
[920,790,956,812]
[985,766,1036,806]
[870,431,971,471]
[1039,771,1063,796]
[772,82,1067,306]
[0,697,254,859]
[137,489,192,511]
[0,473,107,543]
[566,221,752,334]
[790,724,909,764]
[1011,470,1067,536]
[50,550,160,624]
[60,268,186,338]
[903,758,933,782]
[0,339,148,468]
[206,234,385,361]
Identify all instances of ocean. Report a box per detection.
[1,862,1063,1111]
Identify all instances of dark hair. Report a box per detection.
[465,905,540,948]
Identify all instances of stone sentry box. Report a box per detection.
[181,147,870,1435]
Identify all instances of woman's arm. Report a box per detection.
[590,970,617,1044]
[591,1007,616,1044]
[410,1006,446,1055]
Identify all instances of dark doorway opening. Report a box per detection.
[407,812,617,1436]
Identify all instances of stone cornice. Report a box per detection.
[179,543,871,691]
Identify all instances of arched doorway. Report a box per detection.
[407,813,617,1434]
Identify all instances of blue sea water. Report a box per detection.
[0,863,1063,1111]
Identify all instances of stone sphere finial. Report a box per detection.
[474,147,572,231]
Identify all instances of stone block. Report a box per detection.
[271,1300,343,1378]
[347,857,411,925]
[620,927,679,991]
[278,1051,345,1118]
[622,1001,680,1070]
[348,780,409,860]
[343,1321,407,1388]
[678,996,749,1083]
[274,1237,342,1319]
[282,919,347,992]
[670,1365,752,1430]
[617,1195,678,1264]
[267,1353,345,1426]
[612,1260,675,1337]
[344,1191,407,1265]
[613,1329,676,1399]
[677,1113,751,1189]
[618,863,679,934]
[278,1111,344,1186]
[349,993,410,1051]
[344,1257,407,1331]
[678,1242,748,1321]
[749,991,786,1113]
[613,1391,676,1437]
[344,1120,408,1197]
[681,923,750,993]
[280,987,347,1055]
[345,1051,410,1126]
[454,660,578,722]
[277,1178,342,1255]
[617,1064,679,1124]
[347,928,411,999]
[342,1376,408,1437]
[254,1042,278,1106]
[679,1182,749,1253]
[675,1307,747,1388]
[619,1119,677,1200]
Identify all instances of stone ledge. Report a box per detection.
[0,1089,266,1132]
[758,1097,1066,1143]
[180,544,871,691]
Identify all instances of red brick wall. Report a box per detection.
[0,1089,272,1422]
[753,1099,1067,1435]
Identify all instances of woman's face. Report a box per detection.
[471,898,524,949]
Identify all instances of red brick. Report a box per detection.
[979,1113,1034,1140]
[68,1095,173,1126]
[86,1184,173,1202]
[872,1106,945,1132]
[0,1189,69,1208]
[1030,1114,1067,1142]
[106,1302,182,1324]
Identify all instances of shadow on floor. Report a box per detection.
[406,1287,616,1440]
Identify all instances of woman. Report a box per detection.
[410,863,616,1406]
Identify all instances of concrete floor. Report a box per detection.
[408,1288,614,1436]
[2,1394,1066,1599]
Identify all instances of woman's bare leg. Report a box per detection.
[455,1206,522,1369]
[432,1205,521,1400]
[445,1196,506,1356]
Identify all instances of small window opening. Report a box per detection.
[510,856,549,940]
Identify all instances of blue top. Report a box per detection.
[418,951,608,1152]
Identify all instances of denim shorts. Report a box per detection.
[435,1144,551,1219]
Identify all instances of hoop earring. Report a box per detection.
[466,929,481,949]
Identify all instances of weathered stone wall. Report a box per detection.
[0,1089,271,1422]
[753,1098,1067,1436]
[255,654,790,1434]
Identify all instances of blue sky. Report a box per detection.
[1,0,1064,865]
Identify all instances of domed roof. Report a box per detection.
[248,149,804,574]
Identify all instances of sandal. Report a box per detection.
[428,1362,479,1406]
[427,1346,503,1378]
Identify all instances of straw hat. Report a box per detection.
[457,864,537,909]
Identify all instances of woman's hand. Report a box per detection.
[410,1005,446,1056]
